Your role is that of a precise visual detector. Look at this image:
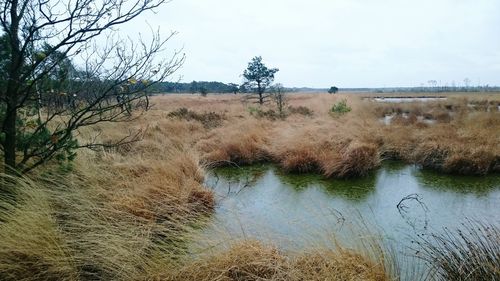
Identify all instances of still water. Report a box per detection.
[201,162,500,250]
[373,97,447,103]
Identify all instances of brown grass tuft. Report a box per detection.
[443,148,496,175]
[291,250,388,281]
[322,142,380,178]
[0,178,78,281]
[197,120,272,167]
[168,107,225,128]
[169,241,389,281]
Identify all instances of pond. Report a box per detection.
[200,162,500,252]
[373,97,447,103]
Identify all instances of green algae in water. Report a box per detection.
[200,162,500,279]
[204,162,499,243]
[274,168,377,201]
[415,168,500,195]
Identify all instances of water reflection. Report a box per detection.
[415,168,500,195]
[275,169,377,201]
[373,97,447,103]
[203,162,500,248]
[197,163,499,280]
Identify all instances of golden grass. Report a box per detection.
[0,172,394,280]
[197,119,272,167]
[0,177,78,281]
[168,241,389,281]
[186,93,499,176]
[0,92,499,280]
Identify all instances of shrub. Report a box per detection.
[330,99,352,115]
[328,86,339,94]
[199,87,208,97]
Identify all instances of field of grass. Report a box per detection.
[0,92,499,280]
[191,93,500,176]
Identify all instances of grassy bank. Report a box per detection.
[0,92,499,280]
[191,93,499,177]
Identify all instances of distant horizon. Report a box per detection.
[120,0,500,88]
[161,80,500,90]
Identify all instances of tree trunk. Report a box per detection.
[3,104,17,173]
[3,0,21,174]
[257,81,263,105]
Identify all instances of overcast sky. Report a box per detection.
[122,0,500,88]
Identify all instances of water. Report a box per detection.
[379,114,437,125]
[201,162,500,250]
[374,97,447,103]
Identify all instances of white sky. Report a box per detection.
[121,0,500,88]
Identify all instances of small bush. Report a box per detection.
[167,108,224,128]
[199,87,208,97]
[330,99,352,115]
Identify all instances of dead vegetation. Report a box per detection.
[167,107,225,128]
[189,93,500,177]
[413,220,500,281]
[0,92,498,280]
[189,93,499,177]
[168,241,389,281]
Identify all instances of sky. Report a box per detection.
[121,0,500,88]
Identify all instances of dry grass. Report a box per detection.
[168,241,389,281]
[167,107,225,128]
[0,92,498,280]
[186,93,499,176]
[414,220,500,281]
[0,172,394,281]
[0,177,78,281]
[0,154,213,280]
[196,119,273,167]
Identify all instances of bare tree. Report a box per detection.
[270,83,287,118]
[427,80,437,91]
[463,78,471,90]
[0,0,184,173]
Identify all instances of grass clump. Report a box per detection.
[248,106,283,120]
[323,142,381,178]
[169,241,390,281]
[288,105,314,116]
[414,220,500,281]
[330,99,352,115]
[443,148,496,175]
[196,120,271,167]
[248,105,314,120]
[0,177,77,281]
[168,107,225,128]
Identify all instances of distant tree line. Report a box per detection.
[148,80,302,95]
[369,85,500,94]
[148,81,500,95]
[149,81,240,94]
